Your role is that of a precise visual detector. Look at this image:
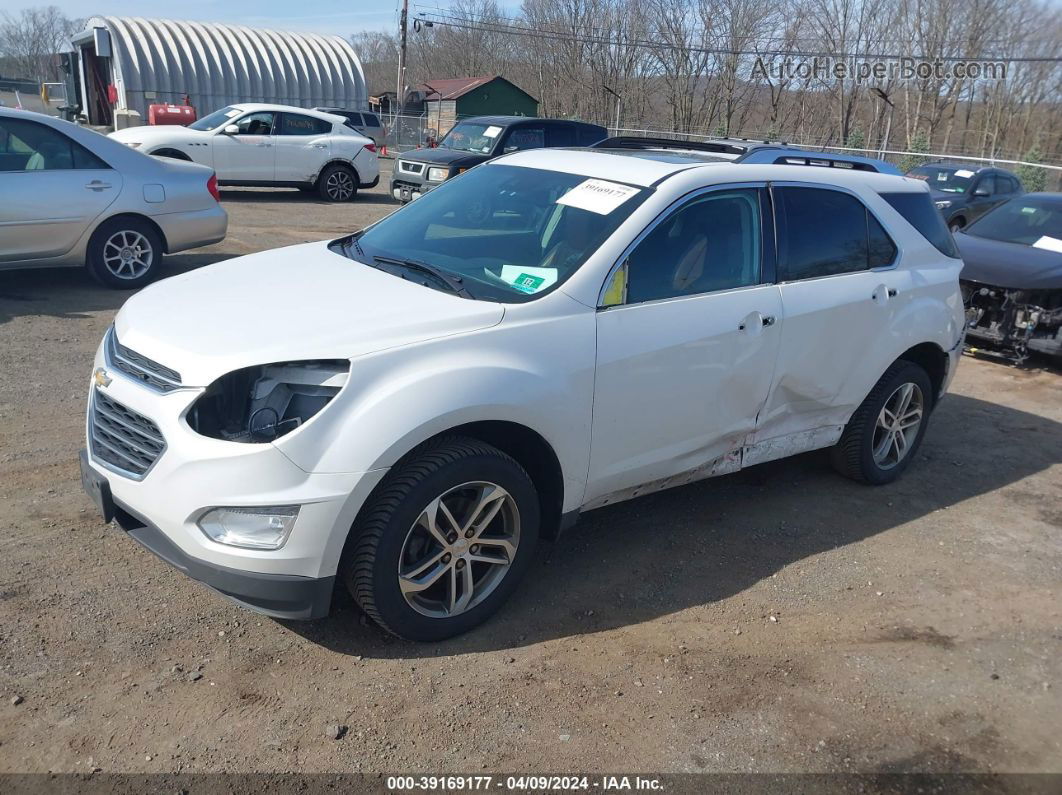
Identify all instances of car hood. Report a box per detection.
[113,241,505,386]
[399,147,490,167]
[955,231,1062,290]
[109,125,202,145]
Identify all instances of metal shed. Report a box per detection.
[68,16,367,126]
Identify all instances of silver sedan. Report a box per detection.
[0,107,227,288]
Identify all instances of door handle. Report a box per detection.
[888,288,898,297]
[311,143,327,149]
[739,313,776,331]
[85,181,112,191]
[257,142,273,147]
[872,287,898,300]
[761,314,776,327]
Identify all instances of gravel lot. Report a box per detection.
[1,165,1060,776]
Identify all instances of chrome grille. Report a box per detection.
[90,389,166,479]
[398,160,424,175]
[107,330,182,392]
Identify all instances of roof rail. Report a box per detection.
[739,148,902,175]
[590,136,764,156]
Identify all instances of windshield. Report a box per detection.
[907,165,974,194]
[333,164,650,302]
[189,106,242,131]
[965,197,1062,247]
[438,122,504,154]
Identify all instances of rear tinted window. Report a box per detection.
[279,114,331,135]
[363,113,381,128]
[880,192,959,258]
[578,127,606,146]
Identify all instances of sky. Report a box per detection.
[17,1,419,37]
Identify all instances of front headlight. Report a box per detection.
[198,506,299,549]
[124,142,143,149]
[427,167,449,182]
[935,200,952,209]
[187,360,350,443]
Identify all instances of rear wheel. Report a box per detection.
[831,361,933,484]
[318,164,358,202]
[85,217,163,289]
[345,437,539,641]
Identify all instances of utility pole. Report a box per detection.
[603,85,621,135]
[396,0,408,119]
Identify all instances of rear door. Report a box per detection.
[756,184,900,443]
[0,116,121,263]
[274,112,333,182]
[211,110,275,181]
[586,185,783,503]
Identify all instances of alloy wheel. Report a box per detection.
[872,382,924,470]
[397,481,520,618]
[326,170,355,200]
[102,230,153,280]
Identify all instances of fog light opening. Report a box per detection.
[197,506,300,550]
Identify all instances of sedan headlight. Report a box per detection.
[935,200,952,209]
[124,142,143,149]
[427,167,449,182]
[198,506,299,549]
[187,360,350,443]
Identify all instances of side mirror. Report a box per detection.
[503,145,518,154]
[973,186,990,197]
[222,124,239,135]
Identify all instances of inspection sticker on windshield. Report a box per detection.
[483,125,502,138]
[1033,235,1062,253]
[557,179,641,215]
[501,265,557,294]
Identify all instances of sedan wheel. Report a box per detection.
[102,230,154,281]
[318,164,357,202]
[398,482,521,618]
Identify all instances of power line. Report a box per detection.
[414,10,1062,64]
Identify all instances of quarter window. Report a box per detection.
[0,118,108,171]
[778,186,895,279]
[625,189,762,304]
[880,191,959,258]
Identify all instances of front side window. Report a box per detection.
[502,127,545,153]
[331,164,650,302]
[232,112,274,136]
[975,174,996,195]
[778,186,896,279]
[0,118,108,171]
[625,189,763,304]
[278,114,331,136]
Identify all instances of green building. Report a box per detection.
[420,76,539,135]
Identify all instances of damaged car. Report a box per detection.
[956,193,1062,364]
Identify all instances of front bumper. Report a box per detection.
[153,205,228,254]
[80,339,388,617]
[389,177,441,203]
[85,458,334,619]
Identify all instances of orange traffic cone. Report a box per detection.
[380,143,389,157]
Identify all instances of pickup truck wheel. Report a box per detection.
[318,164,357,202]
[345,437,539,641]
[85,217,163,289]
[831,361,933,485]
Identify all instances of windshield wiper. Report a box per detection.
[372,256,474,299]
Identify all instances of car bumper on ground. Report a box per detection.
[153,205,228,254]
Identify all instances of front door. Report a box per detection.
[585,187,782,504]
[273,112,333,183]
[211,110,276,182]
[756,184,902,442]
[0,116,121,263]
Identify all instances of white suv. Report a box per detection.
[109,104,379,202]
[81,148,965,640]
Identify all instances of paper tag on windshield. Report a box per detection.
[557,179,640,215]
[954,169,975,178]
[1032,235,1062,253]
[501,265,557,294]
[483,125,502,138]
[224,108,241,118]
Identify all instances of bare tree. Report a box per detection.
[0,6,81,83]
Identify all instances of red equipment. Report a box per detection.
[148,101,198,126]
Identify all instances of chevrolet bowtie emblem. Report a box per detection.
[93,367,112,388]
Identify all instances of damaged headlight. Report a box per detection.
[187,360,349,443]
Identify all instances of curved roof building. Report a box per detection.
[69,16,367,125]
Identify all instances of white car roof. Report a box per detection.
[494,147,929,193]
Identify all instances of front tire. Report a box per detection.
[831,361,933,484]
[318,164,358,202]
[85,216,163,289]
[345,437,539,641]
